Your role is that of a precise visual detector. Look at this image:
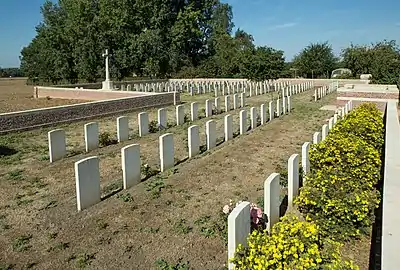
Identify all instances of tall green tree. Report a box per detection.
[292,42,337,78]
[241,46,285,81]
[342,40,400,84]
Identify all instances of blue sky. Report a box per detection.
[0,0,399,67]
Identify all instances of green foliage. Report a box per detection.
[341,40,400,84]
[232,214,358,269]
[21,0,286,84]
[241,46,285,82]
[0,67,24,77]
[295,103,383,240]
[292,41,337,78]
[98,132,117,147]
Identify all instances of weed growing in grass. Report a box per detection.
[99,132,117,147]
[0,215,10,231]
[75,253,95,268]
[155,258,189,270]
[198,108,206,119]
[145,175,171,198]
[117,193,133,203]
[173,219,192,234]
[95,219,108,230]
[141,164,158,178]
[7,169,25,181]
[13,234,32,252]
[149,120,159,133]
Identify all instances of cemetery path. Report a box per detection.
[0,90,340,270]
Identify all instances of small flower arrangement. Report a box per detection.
[222,200,268,232]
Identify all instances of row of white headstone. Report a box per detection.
[313,81,339,101]
[47,81,313,163]
[226,100,354,270]
[119,79,315,98]
[73,93,299,211]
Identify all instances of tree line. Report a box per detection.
[20,0,400,85]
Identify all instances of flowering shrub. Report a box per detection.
[296,169,380,238]
[296,104,383,239]
[332,103,384,151]
[232,215,359,270]
[308,132,381,189]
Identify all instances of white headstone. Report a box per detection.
[117,116,129,142]
[75,156,101,211]
[228,201,251,270]
[239,110,247,135]
[264,173,280,232]
[233,94,239,110]
[269,101,275,121]
[225,95,231,112]
[84,122,99,152]
[321,124,329,140]
[176,104,185,125]
[250,107,257,130]
[215,97,221,114]
[301,142,311,176]
[260,104,267,125]
[191,102,198,121]
[313,132,321,144]
[288,154,299,208]
[206,120,216,150]
[158,108,167,129]
[188,125,200,158]
[138,112,149,137]
[48,129,66,163]
[333,113,338,124]
[276,99,281,117]
[224,114,233,141]
[159,133,174,172]
[121,144,141,189]
[205,99,212,117]
[328,117,334,129]
[240,93,245,108]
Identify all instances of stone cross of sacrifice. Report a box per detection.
[102,49,111,81]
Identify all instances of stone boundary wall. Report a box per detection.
[35,86,152,101]
[169,78,249,83]
[0,92,179,134]
[278,78,370,85]
[381,101,400,270]
[336,86,399,111]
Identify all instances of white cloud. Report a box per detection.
[267,22,298,30]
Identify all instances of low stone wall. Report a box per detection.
[336,85,399,111]
[381,101,400,269]
[169,78,249,83]
[35,86,151,101]
[0,92,179,134]
[278,78,370,86]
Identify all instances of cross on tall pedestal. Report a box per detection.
[102,49,112,82]
[101,49,114,90]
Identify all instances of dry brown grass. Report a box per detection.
[0,91,368,270]
[0,78,86,113]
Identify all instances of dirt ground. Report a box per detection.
[0,90,370,270]
[0,78,86,113]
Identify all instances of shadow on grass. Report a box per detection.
[0,145,18,157]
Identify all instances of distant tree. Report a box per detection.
[342,40,400,84]
[293,42,337,78]
[241,46,285,81]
